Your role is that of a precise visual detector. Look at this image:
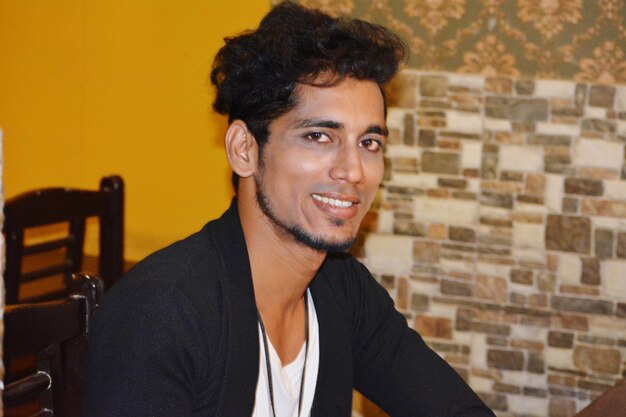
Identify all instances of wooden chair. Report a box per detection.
[3,273,104,417]
[4,175,124,304]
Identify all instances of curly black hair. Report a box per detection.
[210,1,407,187]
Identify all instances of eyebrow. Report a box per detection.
[293,118,389,137]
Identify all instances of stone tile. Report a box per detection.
[617,303,626,317]
[538,271,556,292]
[616,232,626,258]
[526,173,546,195]
[486,97,549,121]
[501,170,524,182]
[511,269,533,285]
[524,386,548,398]
[393,221,426,237]
[595,229,614,259]
[438,178,467,189]
[411,293,429,312]
[577,335,615,346]
[392,277,406,309]
[560,284,600,296]
[413,241,440,262]
[517,194,544,204]
[486,76,513,94]
[441,279,473,297]
[392,157,419,173]
[589,85,616,108]
[581,258,600,285]
[481,153,498,179]
[479,393,508,411]
[573,346,621,374]
[546,215,591,254]
[551,296,613,315]
[499,144,544,172]
[516,79,535,95]
[475,275,507,303]
[536,79,576,98]
[419,129,436,147]
[494,131,525,144]
[414,316,452,339]
[549,398,576,417]
[438,139,461,150]
[493,382,521,394]
[449,226,476,242]
[364,234,414,275]
[422,151,460,175]
[420,75,448,97]
[573,139,624,170]
[582,118,617,133]
[562,197,578,213]
[558,253,581,285]
[481,180,523,193]
[487,349,524,370]
[481,191,513,209]
[427,223,447,239]
[564,178,603,196]
[412,197,478,225]
[604,180,626,200]
[403,113,416,146]
[470,321,511,336]
[536,121,581,136]
[578,380,613,395]
[601,260,626,300]
[579,166,620,180]
[548,331,574,348]
[528,134,572,146]
[526,352,546,374]
[553,314,589,331]
[528,293,548,307]
[582,199,626,218]
[461,141,482,170]
[575,83,588,108]
[510,292,526,305]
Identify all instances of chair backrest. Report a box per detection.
[3,273,104,417]
[3,175,124,304]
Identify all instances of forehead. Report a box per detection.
[286,78,386,127]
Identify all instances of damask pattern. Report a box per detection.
[281,0,626,84]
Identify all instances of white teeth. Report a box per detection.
[312,194,353,208]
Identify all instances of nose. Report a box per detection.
[329,144,364,184]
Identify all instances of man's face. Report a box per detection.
[253,77,387,252]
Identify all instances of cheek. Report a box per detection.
[365,157,385,188]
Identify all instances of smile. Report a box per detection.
[312,194,354,208]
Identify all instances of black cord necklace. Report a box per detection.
[258,293,310,417]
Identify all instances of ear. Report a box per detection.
[224,120,258,178]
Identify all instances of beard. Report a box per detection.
[254,174,356,253]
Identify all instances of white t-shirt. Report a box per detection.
[253,291,319,417]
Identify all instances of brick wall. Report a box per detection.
[360,71,626,417]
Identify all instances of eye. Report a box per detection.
[360,138,384,152]
[305,131,331,143]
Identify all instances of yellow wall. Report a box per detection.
[0,0,270,261]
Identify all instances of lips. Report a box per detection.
[312,193,354,208]
[311,192,360,220]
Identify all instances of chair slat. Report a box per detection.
[3,371,51,407]
[22,262,72,283]
[23,237,75,255]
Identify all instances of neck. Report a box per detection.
[237,189,324,365]
[238,193,326,314]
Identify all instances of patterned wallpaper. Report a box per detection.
[283,0,626,84]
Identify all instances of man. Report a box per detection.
[83,2,495,416]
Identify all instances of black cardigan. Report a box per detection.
[82,201,494,417]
